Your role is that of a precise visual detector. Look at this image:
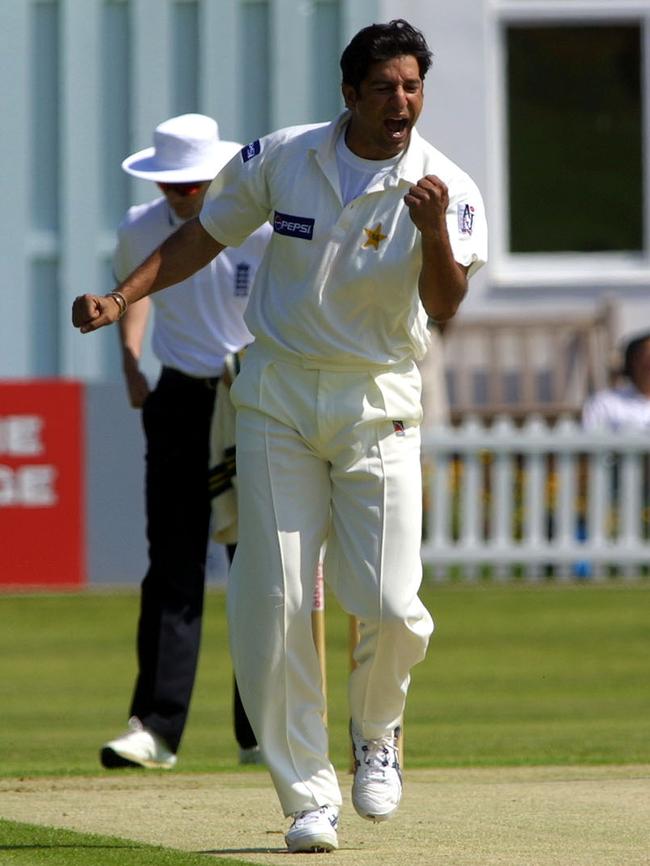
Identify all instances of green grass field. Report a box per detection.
[0,818,240,866]
[1,581,648,776]
[1,582,649,864]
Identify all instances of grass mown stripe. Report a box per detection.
[0,818,252,866]
[0,583,648,776]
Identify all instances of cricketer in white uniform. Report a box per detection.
[200,110,487,806]
[72,20,487,854]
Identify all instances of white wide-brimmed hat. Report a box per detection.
[122,113,241,182]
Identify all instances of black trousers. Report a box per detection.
[129,366,256,753]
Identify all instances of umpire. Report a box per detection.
[100,114,270,769]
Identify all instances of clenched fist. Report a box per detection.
[72,294,121,333]
[404,175,449,236]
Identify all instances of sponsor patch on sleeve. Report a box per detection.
[457,201,475,236]
[273,211,315,240]
[241,140,261,162]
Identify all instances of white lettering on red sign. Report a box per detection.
[0,415,56,507]
[0,416,44,456]
[0,464,58,506]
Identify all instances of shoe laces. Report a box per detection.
[292,806,338,829]
[357,734,399,778]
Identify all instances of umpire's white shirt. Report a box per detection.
[113,198,270,377]
[200,111,487,370]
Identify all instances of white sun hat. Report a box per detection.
[121,113,241,182]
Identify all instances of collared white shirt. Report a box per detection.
[582,385,650,431]
[113,198,270,377]
[200,112,487,369]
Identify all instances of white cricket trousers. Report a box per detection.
[228,343,434,816]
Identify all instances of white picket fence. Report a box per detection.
[420,416,650,580]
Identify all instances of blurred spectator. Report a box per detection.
[577,329,650,577]
[582,330,650,431]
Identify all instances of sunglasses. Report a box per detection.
[157,181,205,197]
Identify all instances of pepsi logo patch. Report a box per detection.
[273,211,315,240]
[458,202,475,236]
[241,140,261,162]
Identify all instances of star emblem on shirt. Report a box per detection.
[362,222,387,250]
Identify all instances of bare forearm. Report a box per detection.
[118,218,223,305]
[118,298,152,407]
[404,174,469,321]
[118,297,150,368]
[418,232,468,322]
[72,218,225,334]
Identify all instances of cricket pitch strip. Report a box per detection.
[1,765,649,865]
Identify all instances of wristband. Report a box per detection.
[107,290,128,319]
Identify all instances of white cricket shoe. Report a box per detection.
[351,723,402,822]
[285,805,339,853]
[100,717,177,770]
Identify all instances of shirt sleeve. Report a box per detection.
[200,140,272,248]
[581,392,611,430]
[446,174,488,278]
[112,213,139,284]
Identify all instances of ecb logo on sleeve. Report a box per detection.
[458,202,475,236]
[234,263,250,296]
[241,140,261,162]
[273,211,315,240]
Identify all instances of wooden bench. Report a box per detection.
[439,301,619,424]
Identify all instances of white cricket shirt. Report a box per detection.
[582,385,650,431]
[113,198,270,377]
[200,111,487,369]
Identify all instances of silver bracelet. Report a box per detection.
[106,290,128,319]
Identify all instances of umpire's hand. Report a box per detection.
[72,294,120,333]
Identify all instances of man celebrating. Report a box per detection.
[73,21,487,853]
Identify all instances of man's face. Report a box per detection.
[629,338,650,389]
[342,55,424,160]
[157,180,211,220]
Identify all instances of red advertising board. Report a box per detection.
[0,380,85,588]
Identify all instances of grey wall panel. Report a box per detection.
[85,382,229,585]
[85,382,148,583]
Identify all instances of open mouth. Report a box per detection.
[384,118,409,138]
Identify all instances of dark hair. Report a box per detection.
[340,19,433,92]
[623,331,650,378]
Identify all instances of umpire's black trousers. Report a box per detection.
[130,365,256,754]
